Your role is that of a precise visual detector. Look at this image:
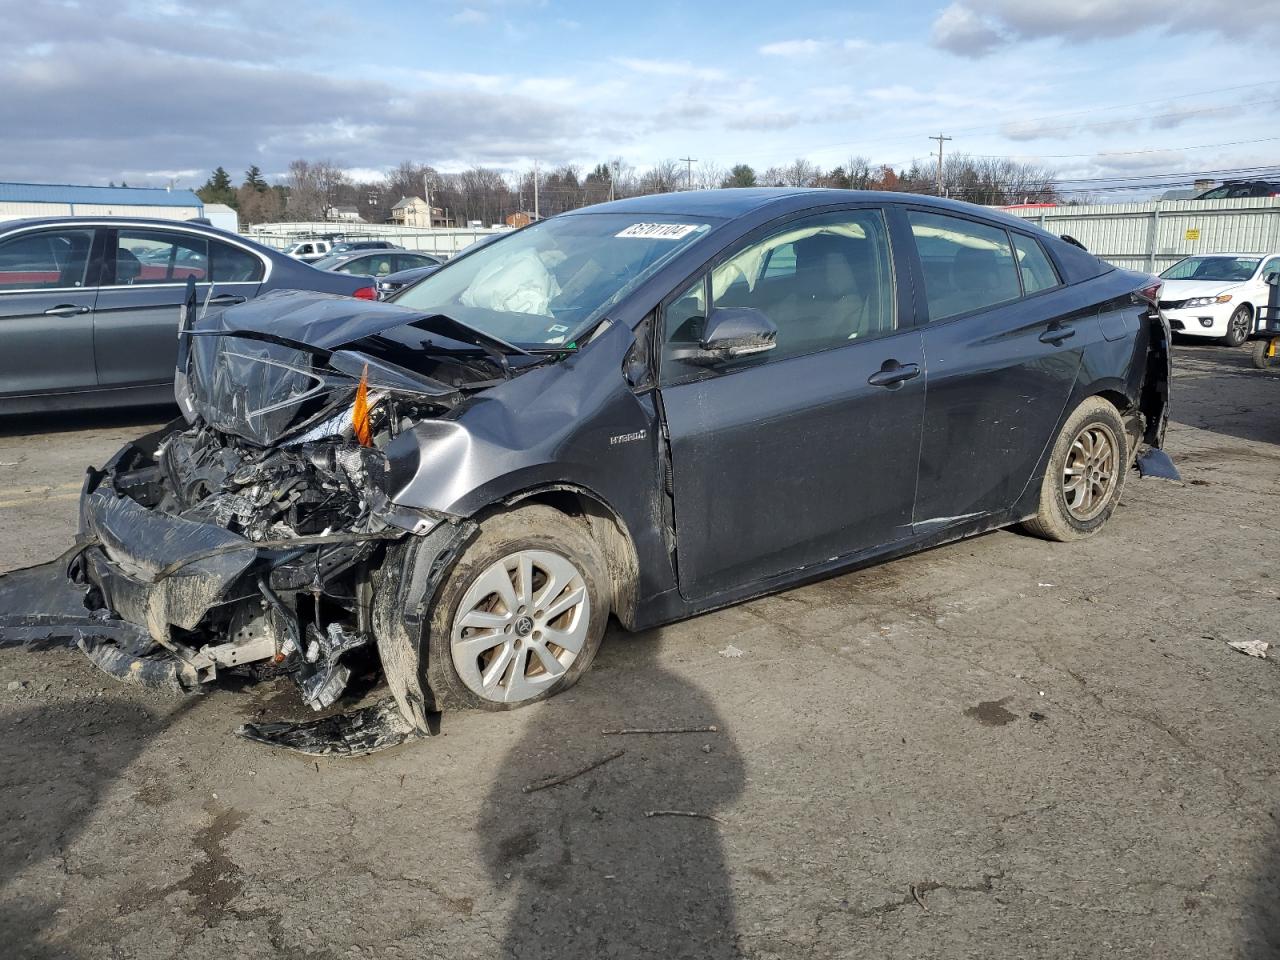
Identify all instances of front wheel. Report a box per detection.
[1222,305,1252,347]
[1021,397,1128,542]
[424,505,610,711]
[1251,337,1279,370]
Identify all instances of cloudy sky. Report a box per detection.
[3,0,1278,194]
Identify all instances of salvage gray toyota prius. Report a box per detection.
[62,189,1174,751]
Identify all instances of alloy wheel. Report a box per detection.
[450,549,590,703]
[1061,423,1119,522]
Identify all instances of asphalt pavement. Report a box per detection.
[0,343,1276,959]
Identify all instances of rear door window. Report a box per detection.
[907,211,1020,321]
[210,240,264,283]
[112,230,208,285]
[0,229,94,290]
[1011,234,1060,295]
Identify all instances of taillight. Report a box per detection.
[352,285,377,300]
[1137,279,1162,306]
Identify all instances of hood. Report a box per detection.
[1158,279,1241,301]
[208,288,430,350]
[183,288,542,447]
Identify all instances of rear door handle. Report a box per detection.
[1039,325,1075,345]
[43,304,90,317]
[867,360,921,388]
[207,294,246,306]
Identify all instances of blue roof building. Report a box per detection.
[0,181,204,221]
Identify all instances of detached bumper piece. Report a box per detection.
[237,696,426,757]
[1135,448,1181,481]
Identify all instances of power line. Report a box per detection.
[702,80,1280,166]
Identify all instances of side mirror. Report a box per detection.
[675,307,777,365]
[1264,270,1280,286]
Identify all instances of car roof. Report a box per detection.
[0,215,250,239]
[562,187,1047,231]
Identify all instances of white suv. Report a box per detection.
[1158,252,1280,346]
[283,238,333,263]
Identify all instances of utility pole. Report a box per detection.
[610,158,620,202]
[929,134,952,197]
[679,157,696,191]
[422,173,433,229]
[533,160,540,220]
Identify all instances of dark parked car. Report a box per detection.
[376,263,441,297]
[0,217,377,413]
[312,250,441,279]
[53,189,1173,749]
[329,239,401,254]
[1193,180,1280,200]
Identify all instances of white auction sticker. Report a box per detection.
[615,223,698,240]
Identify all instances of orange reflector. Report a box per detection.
[352,365,373,447]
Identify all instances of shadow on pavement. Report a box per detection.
[0,405,174,439]
[1244,820,1280,958]
[0,697,190,959]
[479,626,744,960]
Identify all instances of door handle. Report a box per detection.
[1039,325,1075,345]
[867,360,921,388]
[206,294,246,306]
[43,304,90,317]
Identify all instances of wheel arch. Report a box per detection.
[490,483,642,629]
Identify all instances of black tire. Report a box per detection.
[1222,305,1252,347]
[1021,397,1129,542]
[423,505,610,712]
[1251,338,1278,370]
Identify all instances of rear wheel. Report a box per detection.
[424,505,609,711]
[1021,397,1128,542]
[1251,337,1279,369]
[1222,305,1251,347]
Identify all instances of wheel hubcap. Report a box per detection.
[451,549,590,703]
[1062,423,1119,522]
[1232,311,1249,339]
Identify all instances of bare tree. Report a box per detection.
[783,158,819,187]
[285,159,350,220]
[694,160,726,191]
[637,159,682,195]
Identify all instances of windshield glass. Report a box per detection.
[1161,256,1260,282]
[392,213,714,346]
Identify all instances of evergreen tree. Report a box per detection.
[722,164,757,188]
[197,167,237,207]
[243,165,268,191]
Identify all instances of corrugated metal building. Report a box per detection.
[1005,197,1280,272]
[0,181,204,223]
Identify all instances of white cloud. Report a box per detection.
[450,7,488,25]
[614,57,726,82]
[930,3,1006,58]
[759,38,871,57]
[760,39,825,57]
[932,0,1279,57]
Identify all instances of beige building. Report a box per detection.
[388,196,454,228]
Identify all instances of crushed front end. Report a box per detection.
[64,291,501,743]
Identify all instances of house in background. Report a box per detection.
[388,196,454,228]
[328,205,364,222]
[0,181,203,223]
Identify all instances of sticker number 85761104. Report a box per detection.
[615,223,699,240]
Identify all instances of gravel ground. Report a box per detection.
[0,342,1276,960]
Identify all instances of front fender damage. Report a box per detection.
[0,421,478,756]
[235,518,478,757]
